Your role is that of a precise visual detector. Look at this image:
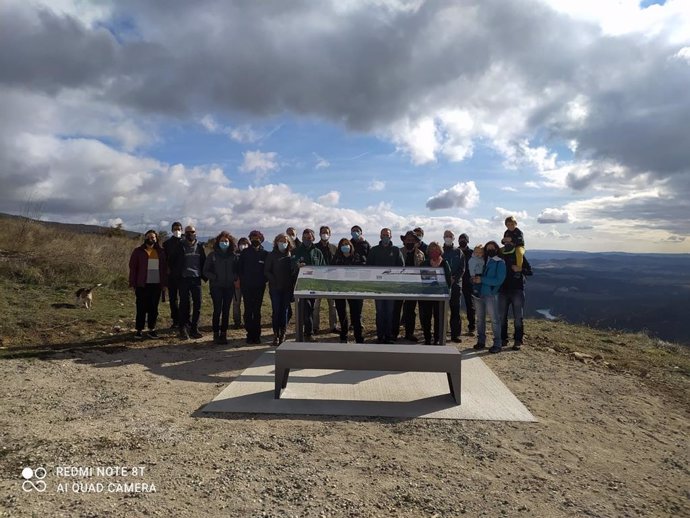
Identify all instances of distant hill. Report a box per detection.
[0,212,141,239]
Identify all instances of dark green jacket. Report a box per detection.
[293,243,325,267]
[368,242,404,267]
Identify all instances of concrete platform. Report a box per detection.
[202,349,536,421]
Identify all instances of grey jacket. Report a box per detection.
[203,247,238,289]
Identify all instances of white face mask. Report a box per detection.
[444,237,453,245]
[320,233,329,241]
[173,230,182,238]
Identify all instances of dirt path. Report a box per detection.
[1,337,688,517]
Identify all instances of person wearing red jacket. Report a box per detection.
[129,229,168,339]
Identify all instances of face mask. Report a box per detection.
[405,242,415,250]
[219,242,230,250]
[351,231,360,240]
[459,240,468,248]
[320,233,329,242]
[381,236,391,245]
[278,242,288,252]
[185,233,195,242]
[251,239,261,248]
[444,237,453,246]
[145,238,155,247]
[340,245,351,254]
[172,230,182,238]
[302,238,312,247]
[429,250,442,260]
[239,244,248,251]
[486,249,498,257]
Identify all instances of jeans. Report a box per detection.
[210,285,233,333]
[242,285,265,341]
[135,284,161,331]
[375,299,395,341]
[475,293,501,348]
[313,298,337,331]
[270,289,293,333]
[449,283,462,339]
[499,289,525,345]
[335,299,363,342]
[167,277,180,325]
[178,277,202,329]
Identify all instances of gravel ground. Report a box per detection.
[0,334,688,517]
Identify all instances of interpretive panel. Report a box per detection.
[294,266,449,299]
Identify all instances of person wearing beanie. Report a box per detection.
[237,230,269,344]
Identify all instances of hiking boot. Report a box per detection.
[219,332,228,345]
[134,330,143,340]
[489,345,502,354]
[451,336,462,344]
[465,328,475,337]
[512,342,522,351]
[279,328,286,344]
[404,334,418,342]
[189,327,203,339]
[272,333,279,347]
[213,331,221,344]
[473,342,485,350]
[178,326,190,340]
[147,330,159,339]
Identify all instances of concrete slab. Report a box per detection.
[203,349,536,421]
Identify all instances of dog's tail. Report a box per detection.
[91,283,103,290]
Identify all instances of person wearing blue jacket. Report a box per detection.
[472,240,507,353]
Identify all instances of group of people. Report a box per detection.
[128,217,530,353]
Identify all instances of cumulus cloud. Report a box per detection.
[537,208,571,224]
[313,153,330,170]
[426,181,480,211]
[317,191,340,205]
[494,207,528,222]
[239,150,278,177]
[368,180,386,191]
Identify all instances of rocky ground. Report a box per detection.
[0,323,688,517]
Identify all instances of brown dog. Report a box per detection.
[75,283,102,309]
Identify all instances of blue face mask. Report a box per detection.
[340,245,351,254]
[351,231,361,240]
[219,242,229,250]
[278,242,288,252]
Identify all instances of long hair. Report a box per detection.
[214,231,236,252]
[273,233,293,253]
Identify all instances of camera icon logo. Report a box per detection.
[21,467,47,492]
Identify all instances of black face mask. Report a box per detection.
[405,243,415,250]
[459,240,468,248]
[486,249,498,257]
[185,233,195,242]
[145,239,155,247]
[251,239,261,248]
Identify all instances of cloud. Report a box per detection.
[537,208,571,224]
[229,125,260,144]
[501,186,518,192]
[426,181,480,211]
[239,150,278,176]
[313,153,330,169]
[665,235,686,243]
[494,207,528,222]
[368,180,386,191]
[317,191,340,205]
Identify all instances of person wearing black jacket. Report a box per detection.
[314,225,338,334]
[168,225,207,339]
[332,238,365,343]
[368,228,404,344]
[443,230,466,343]
[264,233,297,346]
[499,246,532,350]
[458,233,476,335]
[238,230,268,344]
[393,230,425,342]
[162,221,183,328]
[203,231,238,345]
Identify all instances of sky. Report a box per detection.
[0,0,689,253]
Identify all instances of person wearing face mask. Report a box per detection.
[203,231,238,345]
[285,227,301,248]
[170,225,207,340]
[332,237,366,343]
[349,225,371,262]
[368,228,404,344]
[413,227,428,254]
[265,233,298,346]
[442,229,466,343]
[472,240,506,353]
[129,230,168,339]
[237,230,268,344]
[293,229,325,341]
[162,221,183,329]
[457,233,476,336]
[419,241,452,345]
[392,230,425,342]
[313,225,338,335]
